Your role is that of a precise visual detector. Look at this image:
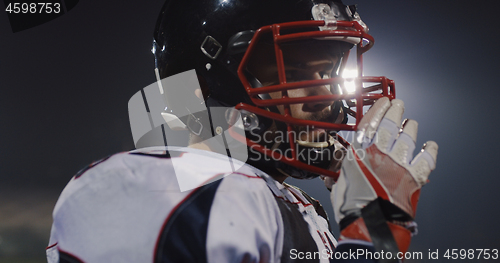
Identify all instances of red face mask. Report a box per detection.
[234,19,396,180]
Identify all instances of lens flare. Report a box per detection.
[342,69,358,94]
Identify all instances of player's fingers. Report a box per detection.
[409,141,438,186]
[423,141,438,166]
[373,99,405,152]
[388,119,417,165]
[384,99,405,126]
[356,97,391,145]
[401,118,418,142]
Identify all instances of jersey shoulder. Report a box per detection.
[55,147,272,212]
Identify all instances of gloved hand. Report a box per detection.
[331,97,438,254]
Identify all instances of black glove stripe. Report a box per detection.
[361,198,401,263]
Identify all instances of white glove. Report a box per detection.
[331,97,438,251]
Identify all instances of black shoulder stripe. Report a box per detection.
[129,148,190,159]
[59,250,84,263]
[275,196,320,263]
[129,151,171,159]
[154,180,223,263]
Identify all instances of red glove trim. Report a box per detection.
[352,147,391,201]
[340,217,412,254]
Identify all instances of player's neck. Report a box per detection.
[187,134,212,151]
[255,165,288,184]
[188,135,288,184]
[269,172,288,184]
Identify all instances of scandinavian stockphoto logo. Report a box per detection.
[245,127,369,164]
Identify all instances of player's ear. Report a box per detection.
[196,74,210,101]
[195,89,204,101]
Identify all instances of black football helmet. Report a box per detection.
[152,0,395,180]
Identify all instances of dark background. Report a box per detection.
[1,0,499,262]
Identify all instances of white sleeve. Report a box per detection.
[46,223,59,263]
[45,152,190,262]
[207,173,284,263]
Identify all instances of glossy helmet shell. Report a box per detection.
[153,0,354,106]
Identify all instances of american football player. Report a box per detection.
[47,0,438,262]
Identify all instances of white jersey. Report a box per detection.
[47,147,336,262]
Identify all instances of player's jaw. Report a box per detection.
[291,101,343,144]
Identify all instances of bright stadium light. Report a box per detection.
[342,69,358,94]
